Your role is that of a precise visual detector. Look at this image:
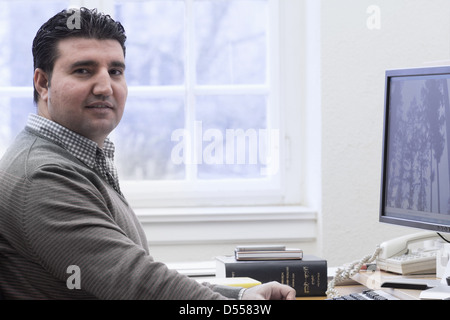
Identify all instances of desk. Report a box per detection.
[168,261,444,300]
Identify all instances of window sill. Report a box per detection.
[134,205,317,245]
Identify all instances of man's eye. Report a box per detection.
[74,68,90,74]
[110,69,123,76]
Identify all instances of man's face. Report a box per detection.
[35,37,127,146]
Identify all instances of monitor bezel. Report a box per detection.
[379,66,450,234]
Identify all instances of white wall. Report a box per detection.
[320,0,450,266]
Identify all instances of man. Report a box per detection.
[0,7,295,300]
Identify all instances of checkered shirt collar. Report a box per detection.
[26,114,116,169]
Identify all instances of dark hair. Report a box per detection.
[32,7,127,103]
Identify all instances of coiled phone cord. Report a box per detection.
[326,246,382,299]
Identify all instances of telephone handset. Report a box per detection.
[378,231,439,259]
[377,231,441,275]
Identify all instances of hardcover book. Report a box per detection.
[216,255,327,297]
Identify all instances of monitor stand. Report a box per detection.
[419,262,450,300]
[441,258,450,285]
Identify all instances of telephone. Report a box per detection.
[376,231,441,275]
[327,231,446,299]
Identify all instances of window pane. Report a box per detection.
[195,0,268,85]
[115,0,185,86]
[0,1,69,87]
[114,97,185,180]
[195,95,268,179]
[0,1,68,155]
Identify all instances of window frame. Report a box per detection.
[106,0,289,209]
[113,0,317,247]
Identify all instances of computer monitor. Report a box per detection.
[380,66,450,234]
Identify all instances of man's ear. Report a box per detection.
[34,68,50,103]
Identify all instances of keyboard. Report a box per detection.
[328,289,399,300]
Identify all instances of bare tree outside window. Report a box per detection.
[112,0,271,181]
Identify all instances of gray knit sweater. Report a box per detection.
[0,128,240,299]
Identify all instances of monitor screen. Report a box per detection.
[380,66,450,233]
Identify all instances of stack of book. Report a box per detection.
[216,245,327,297]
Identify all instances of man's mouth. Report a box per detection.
[86,102,113,109]
[87,105,111,108]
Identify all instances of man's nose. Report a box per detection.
[92,69,113,97]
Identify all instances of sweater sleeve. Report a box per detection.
[21,164,239,300]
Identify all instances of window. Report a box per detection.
[0,0,305,210]
[0,0,71,153]
[110,0,284,208]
